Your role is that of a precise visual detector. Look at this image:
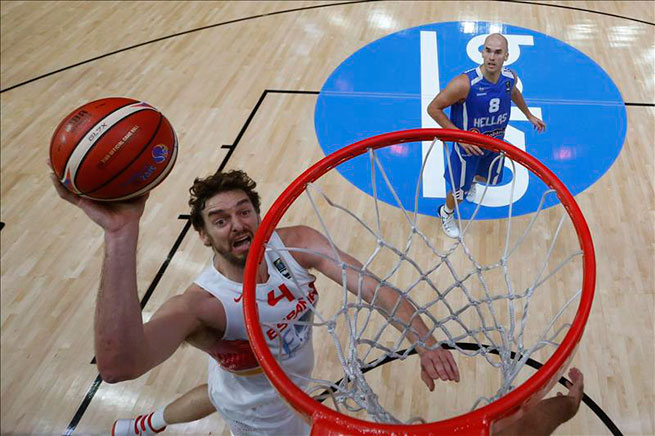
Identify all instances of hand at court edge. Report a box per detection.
[419,346,460,391]
[557,367,584,413]
[48,160,148,234]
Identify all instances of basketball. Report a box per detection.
[49,97,178,201]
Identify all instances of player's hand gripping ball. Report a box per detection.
[49,97,178,201]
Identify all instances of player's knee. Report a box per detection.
[453,189,465,202]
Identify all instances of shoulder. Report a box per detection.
[503,68,517,81]
[184,282,218,300]
[451,73,471,89]
[441,73,470,101]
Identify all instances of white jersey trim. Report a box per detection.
[471,67,484,86]
[501,68,515,80]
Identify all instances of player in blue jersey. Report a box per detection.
[427,33,546,238]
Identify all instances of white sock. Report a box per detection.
[149,407,168,431]
[443,204,454,214]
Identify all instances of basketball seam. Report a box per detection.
[82,112,164,197]
[54,99,137,183]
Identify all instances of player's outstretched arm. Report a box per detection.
[107,288,210,382]
[50,167,204,382]
[280,226,460,389]
[101,283,222,382]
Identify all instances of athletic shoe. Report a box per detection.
[439,205,460,239]
[466,182,478,202]
[112,414,166,436]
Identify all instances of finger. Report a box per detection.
[473,145,484,156]
[570,374,584,394]
[49,173,85,208]
[565,369,584,401]
[424,357,446,381]
[569,367,583,383]
[434,360,448,382]
[437,351,456,381]
[441,351,455,381]
[465,144,480,156]
[423,360,441,381]
[421,369,435,392]
[49,173,71,198]
[444,351,460,382]
[442,357,457,381]
[570,384,584,404]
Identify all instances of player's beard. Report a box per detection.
[215,244,248,267]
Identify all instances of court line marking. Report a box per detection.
[2,0,653,94]
[0,1,372,94]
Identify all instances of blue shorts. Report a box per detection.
[443,142,505,194]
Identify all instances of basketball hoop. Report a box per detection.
[243,129,595,435]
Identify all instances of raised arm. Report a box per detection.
[96,283,205,382]
[280,226,460,389]
[50,171,203,382]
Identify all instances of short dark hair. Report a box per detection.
[188,169,261,231]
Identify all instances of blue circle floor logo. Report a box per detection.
[314,22,626,219]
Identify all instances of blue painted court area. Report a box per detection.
[314,21,626,219]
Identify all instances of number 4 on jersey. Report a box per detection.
[267,284,295,306]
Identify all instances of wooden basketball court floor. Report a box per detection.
[1,1,653,434]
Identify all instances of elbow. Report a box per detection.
[99,370,129,384]
[426,103,437,118]
[427,104,443,124]
[96,356,143,384]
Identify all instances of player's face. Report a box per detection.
[199,190,260,267]
[481,37,509,73]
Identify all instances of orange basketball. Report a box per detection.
[50,97,178,201]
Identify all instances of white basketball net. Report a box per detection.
[261,138,583,424]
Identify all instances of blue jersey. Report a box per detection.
[450,66,516,140]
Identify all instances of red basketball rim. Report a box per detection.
[243,128,596,435]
